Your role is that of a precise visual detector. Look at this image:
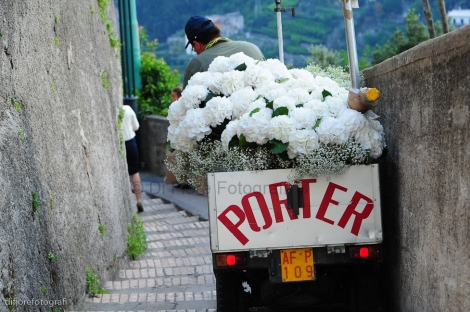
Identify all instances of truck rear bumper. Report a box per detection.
[212,244,383,274]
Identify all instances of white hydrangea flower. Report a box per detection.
[204,96,233,127]
[304,99,331,118]
[256,82,287,102]
[167,99,187,125]
[325,96,348,117]
[289,107,317,130]
[244,64,275,89]
[247,97,268,113]
[269,115,296,143]
[187,71,212,87]
[180,108,212,141]
[273,95,296,111]
[289,68,315,80]
[229,87,258,119]
[314,75,341,90]
[338,109,366,136]
[166,124,179,143]
[289,68,317,92]
[180,85,208,109]
[316,116,350,145]
[226,52,257,70]
[204,72,224,95]
[173,135,198,153]
[287,88,312,105]
[237,108,272,145]
[208,55,230,73]
[167,125,198,152]
[258,58,291,81]
[287,129,320,158]
[362,110,385,157]
[219,71,245,96]
[310,89,324,100]
[221,119,240,151]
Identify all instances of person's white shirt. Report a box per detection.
[122,105,140,141]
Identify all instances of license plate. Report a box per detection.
[280,248,315,282]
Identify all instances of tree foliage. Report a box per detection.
[137,27,180,118]
[371,9,429,65]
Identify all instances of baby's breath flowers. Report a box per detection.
[166,53,385,192]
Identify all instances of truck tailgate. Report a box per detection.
[208,164,382,252]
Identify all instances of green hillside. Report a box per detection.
[133,0,468,72]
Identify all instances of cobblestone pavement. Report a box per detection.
[74,197,217,312]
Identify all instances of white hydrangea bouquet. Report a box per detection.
[166,52,385,193]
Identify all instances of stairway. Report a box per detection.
[74,197,217,312]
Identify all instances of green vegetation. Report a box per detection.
[0,28,3,37]
[5,291,15,311]
[51,82,56,91]
[40,285,48,295]
[54,37,59,46]
[138,51,180,118]
[54,13,60,24]
[48,252,57,262]
[113,253,119,261]
[137,27,181,118]
[101,71,109,90]
[17,127,26,139]
[98,223,106,237]
[97,0,120,49]
[136,0,461,71]
[12,98,21,113]
[32,192,40,212]
[117,107,125,155]
[50,197,55,210]
[372,9,429,65]
[85,266,108,297]
[127,212,148,260]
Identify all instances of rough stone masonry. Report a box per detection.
[0,0,132,310]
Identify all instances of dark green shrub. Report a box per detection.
[137,52,180,118]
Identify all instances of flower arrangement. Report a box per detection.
[166,52,385,192]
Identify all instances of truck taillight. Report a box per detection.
[215,253,247,267]
[349,245,380,259]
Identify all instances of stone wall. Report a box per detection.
[363,25,470,311]
[0,1,132,310]
[137,115,169,177]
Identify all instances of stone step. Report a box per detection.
[105,275,215,291]
[115,264,213,280]
[145,221,210,234]
[73,193,217,311]
[78,290,217,311]
[74,310,215,312]
[146,228,209,241]
[141,246,211,260]
[127,255,212,269]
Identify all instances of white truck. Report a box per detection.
[208,164,383,311]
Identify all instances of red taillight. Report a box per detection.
[349,245,380,259]
[359,247,369,258]
[226,255,236,266]
[215,253,247,267]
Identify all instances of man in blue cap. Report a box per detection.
[183,15,265,88]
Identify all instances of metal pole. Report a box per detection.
[118,0,141,114]
[275,0,284,63]
[340,0,360,89]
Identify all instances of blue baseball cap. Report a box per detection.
[184,16,215,48]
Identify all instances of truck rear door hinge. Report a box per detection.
[287,184,304,216]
